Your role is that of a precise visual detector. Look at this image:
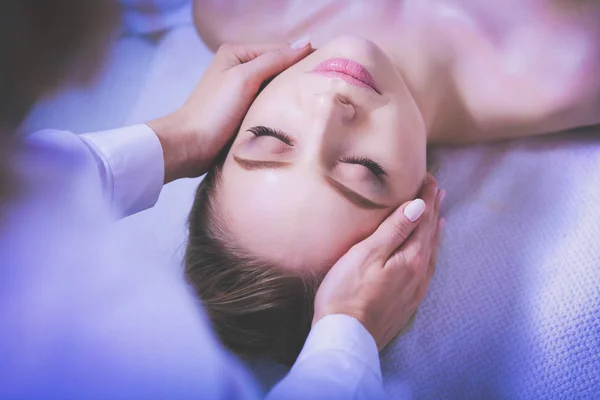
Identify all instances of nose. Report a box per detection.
[309,91,356,124]
[298,91,357,170]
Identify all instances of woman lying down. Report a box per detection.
[181,0,600,365]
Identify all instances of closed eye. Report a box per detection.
[247,126,294,146]
[341,156,387,177]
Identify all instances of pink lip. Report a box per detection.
[312,58,379,93]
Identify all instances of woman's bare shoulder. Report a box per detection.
[424,0,600,143]
[192,0,406,51]
[192,0,599,144]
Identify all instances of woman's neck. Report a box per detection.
[376,6,457,144]
[386,0,600,145]
[389,45,451,144]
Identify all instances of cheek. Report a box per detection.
[247,67,302,111]
[308,208,390,273]
[371,117,427,197]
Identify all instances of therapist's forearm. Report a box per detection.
[148,111,212,184]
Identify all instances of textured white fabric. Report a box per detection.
[23,21,600,399]
[381,129,600,398]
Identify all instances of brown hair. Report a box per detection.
[184,162,321,366]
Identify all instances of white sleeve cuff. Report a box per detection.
[296,314,382,381]
[80,124,164,218]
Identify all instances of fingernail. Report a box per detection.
[439,189,446,205]
[439,218,446,230]
[290,36,310,50]
[404,198,426,223]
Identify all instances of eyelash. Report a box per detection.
[247,126,294,146]
[341,156,386,176]
[247,126,385,176]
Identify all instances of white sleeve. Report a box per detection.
[80,124,164,218]
[8,128,263,399]
[268,315,388,400]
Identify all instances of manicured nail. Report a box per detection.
[290,36,310,50]
[439,189,446,205]
[404,199,426,222]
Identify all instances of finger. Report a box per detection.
[402,174,439,250]
[420,173,438,199]
[361,198,426,259]
[430,186,444,242]
[426,218,445,281]
[216,43,288,69]
[240,39,313,81]
[384,175,439,268]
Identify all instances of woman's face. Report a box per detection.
[219,36,427,273]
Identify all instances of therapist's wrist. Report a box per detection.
[148,111,211,183]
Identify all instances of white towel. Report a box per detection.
[382,129,600,399]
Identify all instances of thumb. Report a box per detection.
[363,198,426,258]
[240,38,312,81]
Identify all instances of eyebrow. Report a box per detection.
[233,156,292,170]
[324,176,389,210]
[233,155,388,210]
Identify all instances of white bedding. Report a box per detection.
[388,130,600,398]
[23,18,600,399]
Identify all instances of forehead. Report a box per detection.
[217,166,391,273]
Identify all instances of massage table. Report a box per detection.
[23,1,600,398]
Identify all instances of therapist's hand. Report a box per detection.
[148,39,312,183]
[313,174,444,350]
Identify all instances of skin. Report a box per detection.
[192,0,600,276]
[195,0,600,144]
[151,42,443,346]
[219,37,428,273]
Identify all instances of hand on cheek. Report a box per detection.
[313,173,444,350]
